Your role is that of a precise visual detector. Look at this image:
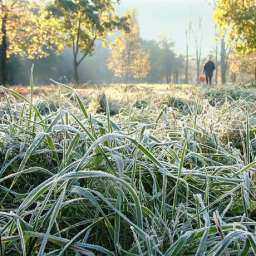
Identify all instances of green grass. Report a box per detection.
[0,84,256,255]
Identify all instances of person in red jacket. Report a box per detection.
[203,57,216,85]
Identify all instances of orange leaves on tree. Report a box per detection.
[0,1,64,60]
[108,10,151,81]
[214,0,256,54]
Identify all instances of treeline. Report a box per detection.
[2,5,188,85]
[214,0,256,84]
[7,39,188,85]
[2,0,256,86]
[0,0,129,85]
[0,1,201,86]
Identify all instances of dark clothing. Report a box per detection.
[204,61,215,75]
[204,61,215,85]
[205,73,213,85]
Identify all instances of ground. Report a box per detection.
[0,83,256,255]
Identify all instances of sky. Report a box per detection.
[119,0,216,55]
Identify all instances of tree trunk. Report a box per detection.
[220,38,228,85]
[166,75,169,84]
[0,5,7,86]
[196,63,200,84]
[194,19,202,85]
[124,66,130,84]
[196,58,200,84]
[185,40,189,84]
[196,47,201,84]
[215,44,218,85]
[231,72,236,83]
[173,73,176,84]
[73,61,79,85]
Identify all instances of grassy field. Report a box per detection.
[0,83,256,255]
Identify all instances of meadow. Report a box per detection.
[0,83,256,255]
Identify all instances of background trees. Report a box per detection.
[215,0,256,54]
[0,0,63,85]
[220,37,230,84]
[229,53,256,83]
[185,22,192,84]
[49,0,128,84]
[142,40,163,83]
[108,11,150,82]
[192,18,203,84]
[0,1,187,86]
[0,0,128,86]
[2,0,256,85]
[215,0,256,83]
[158,38,175,84]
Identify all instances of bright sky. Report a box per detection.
[119,0,216,56]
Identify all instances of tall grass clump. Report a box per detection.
[0,84,255,255]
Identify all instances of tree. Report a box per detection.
[158,37,175,83]
[220,37,230,84]
[0,0,7,85]
[108,11,150,82]
[229,53,256,83]
[185,22,192,84]
[192,18,203,84]
[215,1,256,82]
[0,0,63,85]
[210,1,219,85]
[214,27,219,85]
[173,54,185,84]
[50,0,127,85]
[142,40,163,83]
[141,39,185,84]
[214,0,256,54]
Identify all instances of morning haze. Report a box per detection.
[120,0,216,54]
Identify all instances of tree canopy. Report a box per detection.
[108,10,150,82]
[214,0,256,53]
[0,0,64,84]
[0,1,63,58]
[49,0,128,84]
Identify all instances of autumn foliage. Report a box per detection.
[49,0,129,84]
[214,0,256,54]
[0,0,127,85]
[108,11,151,81]
[0,1,63,59]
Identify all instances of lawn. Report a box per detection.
[0,83,256,255]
